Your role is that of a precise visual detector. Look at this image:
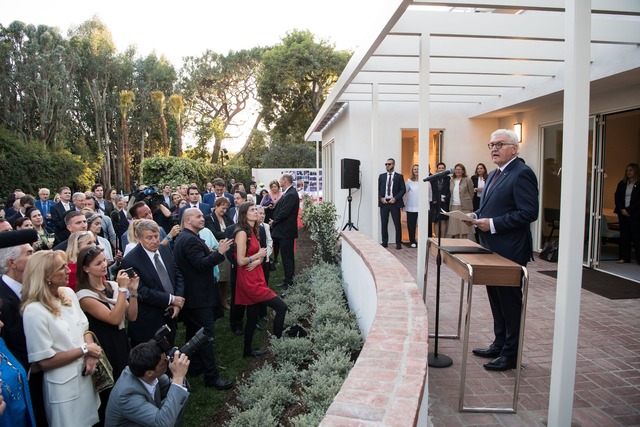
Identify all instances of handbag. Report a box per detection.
[85,331,115,393]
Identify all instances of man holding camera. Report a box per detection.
[105,341,190,427]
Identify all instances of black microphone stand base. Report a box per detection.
[342,189,358,231]
[428,352,453,368]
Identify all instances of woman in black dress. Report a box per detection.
[75,246,139,425]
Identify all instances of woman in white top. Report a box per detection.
[404,165,421,248]
[448,163,475,239]
[22,250,102,427]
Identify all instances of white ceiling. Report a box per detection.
[307,0,640,136]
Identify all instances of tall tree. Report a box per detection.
[151,90,168,155]
[168,93,184,157]
[180,48,262,163]
[258,30,350,140]
[68,16,118,187]
[119,90,135,192]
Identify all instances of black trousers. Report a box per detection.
[618,214,640,262]
[229,264,245,333]
[380,202,402,244]
[486,283,523,359]
[243,296,288,356]
[277,236,295,285]
[406,211,418,244]
[183,307,221,383]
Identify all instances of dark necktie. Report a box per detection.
[154,253,173,293]
[386,173,392,196]
[486,170,502,194]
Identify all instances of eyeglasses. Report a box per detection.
[487,142,516,150]
[385,163,393,166]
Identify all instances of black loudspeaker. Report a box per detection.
[341,158,361,189]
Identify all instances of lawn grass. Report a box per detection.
[179,264,285,427]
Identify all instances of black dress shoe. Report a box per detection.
[381,243,388,248]
[472,344,501,359]
[243,349,267,358]
[205,377,234,390]
[232,328,244,336]
[483,356,517,371]
[396,243,402,250]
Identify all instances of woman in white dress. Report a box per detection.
[21,250,102,427]
[404,165,421,248]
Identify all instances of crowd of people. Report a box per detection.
[0,174,301,426]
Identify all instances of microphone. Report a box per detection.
[0,229,39,249]
[423,167,454,182]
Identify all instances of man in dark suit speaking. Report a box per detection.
[270,173,299,288]
[121,220,185,347]
[378,158,406,249]
[469,129,539,371]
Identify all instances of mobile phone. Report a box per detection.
[122,267,135,278]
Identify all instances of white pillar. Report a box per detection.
[547,1,591,426]
[417,33,431,293]
[371,83,380,242]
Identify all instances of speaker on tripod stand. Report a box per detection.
[341,158,360,231]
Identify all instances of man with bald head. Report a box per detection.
[173,208,233,390]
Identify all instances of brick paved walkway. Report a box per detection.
[388,242,640,426]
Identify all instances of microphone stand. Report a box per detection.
[428,179,453,368]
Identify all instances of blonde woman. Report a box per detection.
[22,250,102,427]
[65,231,98,291]
[123,219,143,256]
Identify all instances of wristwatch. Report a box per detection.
[80,343,88,356]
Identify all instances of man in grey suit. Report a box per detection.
[105,341,190,427]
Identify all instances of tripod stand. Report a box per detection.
[428,190,452,368]
[342,188,358,231]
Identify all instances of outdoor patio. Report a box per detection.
[390,243,640,426]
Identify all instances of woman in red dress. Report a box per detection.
[234,202,288,358]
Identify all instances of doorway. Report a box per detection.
[400,129,443,243]
[540,108,640,282]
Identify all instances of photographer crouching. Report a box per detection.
[105,340,190,427]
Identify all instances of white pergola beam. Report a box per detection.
[411,0,640,15]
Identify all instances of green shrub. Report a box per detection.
[227,401,278,427]
[141,155,250,188]
[300,196,339,264]
[270,335,315,367]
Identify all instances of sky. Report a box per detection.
[2,0,393,152]
[2,0,390,67]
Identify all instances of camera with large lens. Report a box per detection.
[153,325,212,361]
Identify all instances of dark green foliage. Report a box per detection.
[140,156,250,188]
[0,126,94,195]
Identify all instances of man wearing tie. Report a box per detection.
[378,158,406,249]
[35,188,55,229]
[469,129,538,371]
[121,220,185,347]
[50,186,74,241]
[178,186,212,223]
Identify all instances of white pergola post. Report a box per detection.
[548,1,591,426]
[417,33,431,292]
[371,83,380,240]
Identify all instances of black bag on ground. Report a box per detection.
[540,240,559,262]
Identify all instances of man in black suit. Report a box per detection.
[178,185,212,223]
[378,158,406,249]
[0,231,47,425]
[270,173,299,288]
[92,183,114,216]
[121,220,185,347]
[50,186,74,242]
[469,129,539,371]
[173,208,233,390]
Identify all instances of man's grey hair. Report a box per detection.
[0,246,22,275]
[72,192,85,202]
[490,129,520,153]
[281,173,294,185]
[135,219,160,239]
